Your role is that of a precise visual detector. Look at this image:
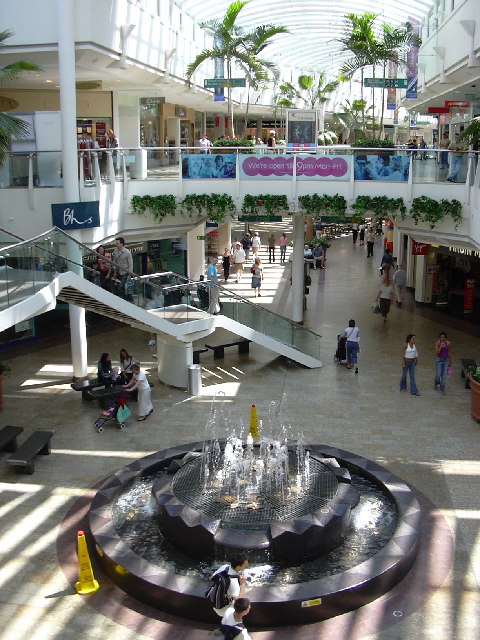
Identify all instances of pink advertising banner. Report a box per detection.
[296,155,350,180]
[239,155,293,179]
[239,154,351,180]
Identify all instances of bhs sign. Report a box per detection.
[51,201,100,230]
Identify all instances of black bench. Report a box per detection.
[85,386,124,406]
[204,339,252,359]
[460,358,477,389]
[0,425,24,452]
[193,348,208,364]
[6,429,55,474]
[71,378,103,400]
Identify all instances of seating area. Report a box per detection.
[6,429,55,475]
[0,425,24,452]
[204,339,251,359]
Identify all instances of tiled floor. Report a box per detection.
[0,231,479,640]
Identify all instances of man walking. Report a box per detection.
[113,237,133,301]
[393,263,406,304]
[251,232,261,259]
[233,243,246,283]
[365,227,376,258]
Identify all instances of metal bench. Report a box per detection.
[0,425,24,452]
[71,378,103,400]
[6,429,55,474]
[193,348,208,364]
[460,358,477,389]
[204,339,251,359]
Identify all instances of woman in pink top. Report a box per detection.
[279,233,288,262]
[434,331,451,394]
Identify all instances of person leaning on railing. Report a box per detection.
[447,135,468,183]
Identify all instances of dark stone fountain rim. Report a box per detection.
[88,442,422,626]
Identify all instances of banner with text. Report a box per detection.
[296,155,350,180]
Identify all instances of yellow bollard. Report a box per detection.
[75,530,100,595]
[249,404,259,438]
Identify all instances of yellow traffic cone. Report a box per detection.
[75,530,100,595]
[249,404,259,438]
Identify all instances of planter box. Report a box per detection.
[469,375,480,422]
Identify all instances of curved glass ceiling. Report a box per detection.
[178,0,435,75]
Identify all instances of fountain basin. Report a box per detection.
[154,450,359,563]
[88,443,421,626]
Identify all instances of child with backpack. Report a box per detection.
[206,552,249,617]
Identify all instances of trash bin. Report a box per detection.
[188,364,202,395]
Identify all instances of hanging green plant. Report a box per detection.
[241,194,289,217]
[299,194,346,219]
[411,196,442,228]
[352,195,406,220]
[440,198,462,230]
[180,193,236,223]
[130,195,177,221]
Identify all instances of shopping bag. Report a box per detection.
[117,405,131,423]
[371,302,380,314]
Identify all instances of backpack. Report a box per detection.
[205,568,231,609]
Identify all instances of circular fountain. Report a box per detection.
[88,402,421,626]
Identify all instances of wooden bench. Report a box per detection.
[193,348,208,364]
[460,358,477,389]
[6,429,55,474]
[71,378,103,401]
[0,425,24,452]
[204,339,251,359]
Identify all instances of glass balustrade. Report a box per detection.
[1,148,478,188]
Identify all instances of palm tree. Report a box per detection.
[276,72,339,135]
[0,30,40,165]
[185,1,286,138]
[337,13,378,138]
[332,98,373,143]
[338,14,421,140]
[238,24,288,136]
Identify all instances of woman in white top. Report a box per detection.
[376,275,394,322]
[342,319,360,373]
[124,363,153,420]
[400,333,420,395]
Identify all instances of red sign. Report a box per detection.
[445,101,470,108]
[464,277,475,312]
[412,241,430,255]
[428,107,449,114]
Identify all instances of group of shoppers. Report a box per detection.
[89,237,134,302]
[400,331,452,396]
[97,349,153,421]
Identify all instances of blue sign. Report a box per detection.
[51,201,100,230]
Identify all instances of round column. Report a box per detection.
[156,335,193,388]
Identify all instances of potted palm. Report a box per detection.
[0,363,11,410]
[468,366,480,422]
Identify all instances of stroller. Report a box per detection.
[94,396,131,433]
[334,334,347,364]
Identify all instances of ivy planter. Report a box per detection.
[130,195,177,222]
[241,194,289,218]
[469,375,480,423]
[352,195,406,221]
[298,194,347,220]
[181,193,235,224]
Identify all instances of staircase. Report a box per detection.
[0,228,322,371]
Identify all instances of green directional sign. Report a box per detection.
[364,78,408,89]
[196,235,206,240]
[204,78,246,88]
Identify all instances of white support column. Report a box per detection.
[186,223,206,279]
[291,213,305,324]
[156,335,193,388]
[57,0,87,379]
[414,255,427,303]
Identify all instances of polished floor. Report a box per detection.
[0,231,479,640]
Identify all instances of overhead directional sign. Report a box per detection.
[204,78,246,88]
[364,78,408,89]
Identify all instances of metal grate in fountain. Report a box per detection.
[172,453,339,527]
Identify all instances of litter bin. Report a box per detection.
[188,364,202,395]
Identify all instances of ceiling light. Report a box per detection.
[45,79,53,83]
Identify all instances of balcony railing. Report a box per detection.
[0,147,478,189]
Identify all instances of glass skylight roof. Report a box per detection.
[178,0,435,75]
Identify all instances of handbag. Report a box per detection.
[371,302,380,314]
[447,366,452,376]
[117,405,131,423]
